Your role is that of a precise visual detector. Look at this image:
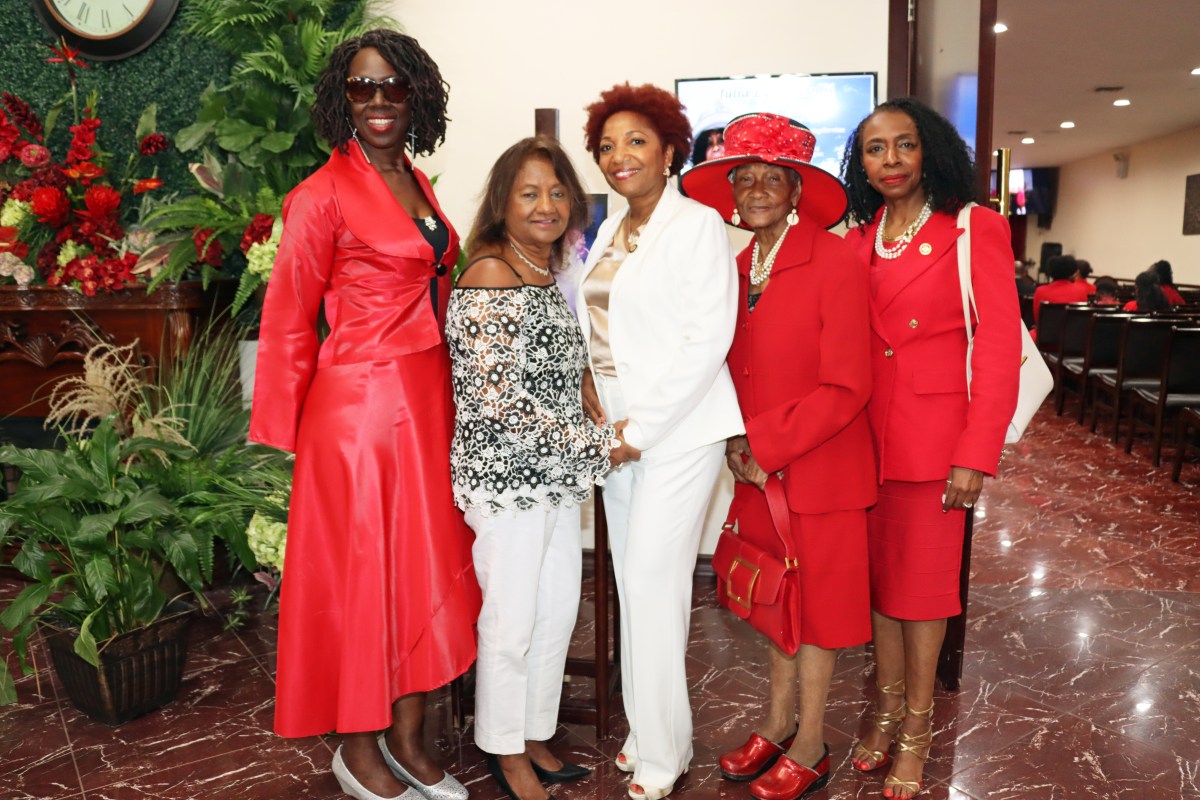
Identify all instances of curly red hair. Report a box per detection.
[584,83,693,176]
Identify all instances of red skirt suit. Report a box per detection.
[250,147,481,737]
[726,214,877,648]
[848,206,1020,620]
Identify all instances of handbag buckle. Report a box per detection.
[783,556,799,569]
[726,557,760,610]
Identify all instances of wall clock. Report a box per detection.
[36,0,181,61]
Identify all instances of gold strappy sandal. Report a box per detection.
[882,702,933,799]
[850,678,906,773]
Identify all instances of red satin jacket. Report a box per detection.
[727,214,877,514]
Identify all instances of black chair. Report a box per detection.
[1036,302,1087,366]
[1125,326,1200,466]
[1090,318,1176,442]
[1052,305,1100,416]
[1065,312,1132,423]
[1171,406,1200,482]
[1019,295,1035,330]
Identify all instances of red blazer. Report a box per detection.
[1033,279,1090,322]
[848,205,1021,482]
[249,147,460,451]
[727,214,876,514]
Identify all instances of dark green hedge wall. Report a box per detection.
[1,1,232,192]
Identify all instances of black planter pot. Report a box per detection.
[41,603,197,726]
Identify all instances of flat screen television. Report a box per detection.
[675,73,878,176]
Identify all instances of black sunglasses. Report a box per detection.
[345,76,411,104]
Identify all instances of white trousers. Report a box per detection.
[465,503,583,755]
[595,374,726,789]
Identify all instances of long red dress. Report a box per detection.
[725,214,876,648]
[250,146,481,738]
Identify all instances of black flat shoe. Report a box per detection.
[485,753,558,800]
[531,759,592,784]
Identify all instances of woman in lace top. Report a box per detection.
[446,136,639,800]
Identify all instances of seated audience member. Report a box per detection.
[1074,259,1097,295]
[1123,269,1169,313]
[1033,254,1090,323]
[1015,261,1037,297]
[1151,260,1186,306]
[1092,277,1122,306]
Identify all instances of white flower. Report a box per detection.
[0,199,30,227]
[0,252,19,277]
[12,263,35,288]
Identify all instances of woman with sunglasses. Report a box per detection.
[251,29,481,800]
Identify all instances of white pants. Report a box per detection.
[595,374,726,788]
[465,503,583,755]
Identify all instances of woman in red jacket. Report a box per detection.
[682,113,875,800]
[840,98,1021,799]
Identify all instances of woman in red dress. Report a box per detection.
[681,113,875,800]
[841,98,1021,799]
[250,30,481,800]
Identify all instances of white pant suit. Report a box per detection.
[575,187,743,790]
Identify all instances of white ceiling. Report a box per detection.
[993,0,1200,168]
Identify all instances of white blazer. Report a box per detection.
[577,186,745,454]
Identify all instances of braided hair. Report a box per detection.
[840,97,977,229]
[312,29,449,156]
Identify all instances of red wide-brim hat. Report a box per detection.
[680,112,848,230]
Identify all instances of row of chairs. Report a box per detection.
[1035,302,1200,479]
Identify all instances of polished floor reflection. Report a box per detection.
[2,407,1198,799]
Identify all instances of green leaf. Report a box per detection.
[82,556,117,601]
[119,489,176,525]
[215,119,266,153]
[13,540,50,583]
[175,120,216,153]
[0,584,50,630]
[74,609,103,667]
[135,103,159,140]
[258,131,295,154]
[77,512,120,547]
[0,662,15,705]
[123,560,166,624]
[43,105,63,140]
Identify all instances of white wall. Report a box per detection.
[378,1,890,553]
[1027,124,1200,285]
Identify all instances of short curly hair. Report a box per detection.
[312,29,449,157]
[466,136,591,273]
[1046,254,1078,282]
[583,83,692,176]
[840,97,977,228]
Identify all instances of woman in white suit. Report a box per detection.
[578,83,744,800]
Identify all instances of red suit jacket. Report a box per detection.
[1033,279,1090,322]
[727,214,877,514]
[848,206,1021,483]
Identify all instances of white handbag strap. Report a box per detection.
[956,202,979,398]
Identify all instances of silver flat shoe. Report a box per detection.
[377,734,468,800]
[332,746,421,800]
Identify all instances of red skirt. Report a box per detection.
[866,479,965,620]
[274,346,481,737]
[735,485,871,649]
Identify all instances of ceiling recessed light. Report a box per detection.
[1192,67,1200,75]
[1021,137,1035,144]
[1060,121,1076,129]
[1113,98,1132,107]
[993,22,1008,33]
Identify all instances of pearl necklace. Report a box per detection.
[874,202,933,260]
[750,225,791,286]
[507,237,551,277]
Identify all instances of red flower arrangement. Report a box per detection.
[0,40,174,294]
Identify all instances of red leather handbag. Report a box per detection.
[711,476,801,655]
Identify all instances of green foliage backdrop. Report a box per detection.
[1,1,233,192]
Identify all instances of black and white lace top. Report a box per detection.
[446,275,616,516]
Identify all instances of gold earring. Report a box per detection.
[731,209,741,226]
[787,208,799,226]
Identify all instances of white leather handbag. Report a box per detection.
[956,203,1053,444]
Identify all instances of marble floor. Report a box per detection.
[2,406,1199,800]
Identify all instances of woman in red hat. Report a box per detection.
[681,113,876,800]
[841,98,1021,799]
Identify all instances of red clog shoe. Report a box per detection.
[718,726,798,781]
[748,744,829,800]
